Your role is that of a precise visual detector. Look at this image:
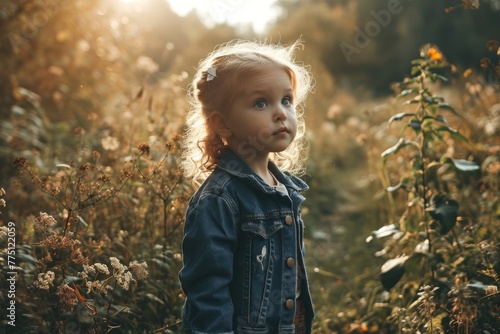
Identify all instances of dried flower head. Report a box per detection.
[56,284,78,311]
[101,135,120,151]
[34,212,58,231]
[0,226,8,238]
[480,57,492,69]
[129,260,148,280]
[116,271,134,290]
[110,257,127,274]
[94,263,110,275]
[0,187,6,214]
[34,271,55,290]
[486,40,499,52]
[85,280,111,294]
[485,285,498,295]
[137,143,150,156]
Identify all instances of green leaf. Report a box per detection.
[423,96,438,104]
[414,239,430,253]
[402,98,421,106]
[427,194,459,235]
[64,276,82,284]
[434,115,449,125]
[152,258,171,271]
[396,89,418,100]
[381,138,420,158]
[388,112,416,123]
[404,253,429,274]
[450,159,480,172]
[367,224,401,242]
[16,252,36,264]
[435,125,459,135]
[145,293,165,305]
[434,74,449,82]
[409,119,421,131]
[386,183,404,192]
[411,66,421,76]
[438,103,458,114]
[441,157,480,171]
[466,280,489,291]
[449,130,470,143]
[380,256,409,291]
[77,215,88,229]
[11,105,26,115]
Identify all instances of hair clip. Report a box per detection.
[206,67,217,81]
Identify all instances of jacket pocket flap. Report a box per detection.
[241,219,283,239]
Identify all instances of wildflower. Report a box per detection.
[34,271,55,290]
[0,226,8,238]
[0,188,5,195]
[129,260,148,280]
[101,135,120,151]
[94,263,110,275]
[109,256,127,275]
[80,264,96,278]
[0,199,5,207]
[486,285,498,295]
[86,280,107,294]
[420,44,445,63]
[116,271,134,290]
[427,47,443,61]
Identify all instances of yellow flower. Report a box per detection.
[420,44,446,63]
[427,47,443,61]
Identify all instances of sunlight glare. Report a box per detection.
[166,0,280,33]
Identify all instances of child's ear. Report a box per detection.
[209,111,233,138]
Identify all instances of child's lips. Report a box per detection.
[273,127,288,135]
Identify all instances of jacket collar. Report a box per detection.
[217,149,308,193]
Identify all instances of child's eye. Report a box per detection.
[255,100,267,109]
[282,96,293,106]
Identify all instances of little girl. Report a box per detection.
[179,40,315,334]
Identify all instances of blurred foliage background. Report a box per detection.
[0,0,499,333]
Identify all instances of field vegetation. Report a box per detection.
[1,0,499,332]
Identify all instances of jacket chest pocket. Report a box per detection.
[241,219,283,274]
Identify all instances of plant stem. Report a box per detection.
[418,69,434,281]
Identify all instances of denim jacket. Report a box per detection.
[179,149,314,334]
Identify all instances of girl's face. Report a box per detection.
[221,65,297,160]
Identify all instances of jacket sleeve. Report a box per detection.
[179,193,238,334]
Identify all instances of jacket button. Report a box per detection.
[285,215,293,225]
[286,257,295,268]
[285,299,294,309]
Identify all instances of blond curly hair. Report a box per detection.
[180,39,314,185]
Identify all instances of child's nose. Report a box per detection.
[273,105,288,121]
